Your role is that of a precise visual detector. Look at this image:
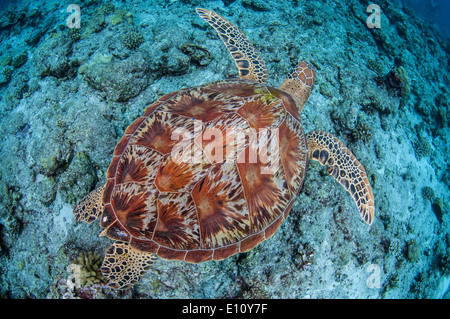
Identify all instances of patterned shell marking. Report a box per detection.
[100,79,308,263]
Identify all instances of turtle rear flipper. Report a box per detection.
[73,186,105,223]
[306,131,374,225]
[196,8,268,84]
[101,242,157,290]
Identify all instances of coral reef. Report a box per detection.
[374,66,411,105]
[82,52,151,102]
[98,2,115,16]
[436,234,450,277]
[32,33,73,78]
[0,180,23,257]
[35,175,57,205]
[431,199,444,224]
[413,132,433,158]
[330,103,373,144]
[366,58,385,77]
[33,131,73,177]
[407,239,421,263]
[291,243,315,271]
[123,30,144,50]
[238,279,270,299]
[1,66,13,85]
[0,0,448,300]
[47,251,110,299]
[350,122,373,144]
[58,152,96,206]
[68,251,107,287]
[421,186,446,224]
[242,0,271,12]
[389,238,405,260]
[68,28,81,42]
[422,186,435,202]
[11,52,28,69]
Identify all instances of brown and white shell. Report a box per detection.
[100,79,308,263]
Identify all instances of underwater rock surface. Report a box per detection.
[0,0,449,299]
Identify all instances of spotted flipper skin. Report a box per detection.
[196,8,268,84]
[306,131,374,225]
[101,242,157,290]
[73,186,105,224]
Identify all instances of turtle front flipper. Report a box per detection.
[196,8,268,84]
[73,186,105,223]
[101,242,157,290]
[306,131,374,225]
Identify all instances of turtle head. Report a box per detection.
[279,61,316,113]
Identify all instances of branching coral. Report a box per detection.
[123,30,144,50]
[67,251,106,288]
[350,122,373,144]
[68,28,81,42]
[56,116,66,129]
[47,251,110,299]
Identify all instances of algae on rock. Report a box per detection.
[123,30,144,50]
[58,152,97,206]
[82,52,150,102]
[33,33,73,78]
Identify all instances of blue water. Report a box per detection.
[403,0,450,38]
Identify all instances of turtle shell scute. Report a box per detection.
[102,80,308,262]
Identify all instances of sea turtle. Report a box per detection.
[74,8,374,289]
